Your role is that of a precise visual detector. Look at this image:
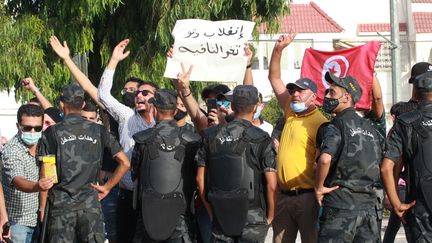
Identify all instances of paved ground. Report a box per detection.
[264,215,408,242]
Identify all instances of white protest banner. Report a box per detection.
[164,19,255,82]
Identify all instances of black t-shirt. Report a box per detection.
[38,113,122,213]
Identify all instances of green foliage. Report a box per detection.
[262,96,283,126]
[2,0,289,102]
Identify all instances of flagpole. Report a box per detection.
[390,0,401,104]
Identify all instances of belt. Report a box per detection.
[280,188,314,196]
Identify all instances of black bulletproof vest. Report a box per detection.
[399,106,432,212]
[135,126,188,241]
[205,122,264,236]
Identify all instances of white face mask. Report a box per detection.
[290,93,313,113]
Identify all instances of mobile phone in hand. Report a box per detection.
[2,222,12,243]
[207,99,218,122]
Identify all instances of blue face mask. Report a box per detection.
[21,132,42,145]
[290,102,307,113]
[253,106,262,120]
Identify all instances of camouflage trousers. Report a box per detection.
[47,207,105,243]
[211,223,269,243]
[405,202,432,243]
[318,207,380,243]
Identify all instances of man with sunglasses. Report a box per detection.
[268,34,328,243]
[1,104,54,243]
[98,39,159,242]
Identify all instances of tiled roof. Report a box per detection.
[412,0,432,3]
[413,12,432,33]
[357,23,407,33]
[258,2,344,34]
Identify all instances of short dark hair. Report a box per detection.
[139,81,159,90]
[83,100,98,112]
[29,97,40,104]
[232,103,255,115]
[17,104,44,123]
[125,77,145,86]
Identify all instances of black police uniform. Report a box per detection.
[196,119,276,243]
[38,113,122,243]
[319,108,383,242]
[131,119,200,243]
[385,102,432,241]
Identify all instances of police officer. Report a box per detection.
[38,84,130,243]
[315,72,382,242]
[196,85,277,243]
[132,89,200,243]
[382,71,432,242]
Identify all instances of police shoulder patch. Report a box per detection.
[133,128,156,143]
[397,110,422,126]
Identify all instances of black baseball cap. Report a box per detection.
[44,107,63,123]
[286,78,318,93]
[148,89,177,110]
[233,85,258,106]
[409,62,432,83]
[201,84,231,99]
[60,84,85,104]
[325,72,362,103]
[414,71,432,91]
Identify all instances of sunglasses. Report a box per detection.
[20,125,43,132]
[135,90,154,97]
[217,101,231,107]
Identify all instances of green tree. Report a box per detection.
[1,0,289,102]
[262,96,283,126]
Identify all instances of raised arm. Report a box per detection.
[98,39,133,123]
[172,64,209,133]
[268,34,296,108]
[243,43,254,86]
[22,78,53,109]
[50,36,105,109]
[370,74,384,118]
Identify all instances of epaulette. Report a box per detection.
[133,128,156,143]
[181,130,201,143]
[202,125,220,137]
[397,110,422,126]
[244,125,269,142]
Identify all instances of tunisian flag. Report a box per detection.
[300,41,381,110]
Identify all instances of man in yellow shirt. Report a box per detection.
[268,34,328,243]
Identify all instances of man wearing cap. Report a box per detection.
[132,89,200,243]
[195,85,277,242]
[382,71,432,242]
[315,73,382,242]
[268,34,328,243]
[38,84,130,243]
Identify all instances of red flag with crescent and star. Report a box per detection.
[300,41,381,110]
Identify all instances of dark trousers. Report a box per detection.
[383,185,408,243]
[116,188,137,243]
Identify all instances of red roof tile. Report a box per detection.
[413,12,432,33]
[357,23,407,33]
[412,0,432,3]
[258,2,344,34]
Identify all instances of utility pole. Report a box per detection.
[390,0,401,104]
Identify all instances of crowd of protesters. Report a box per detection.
[0,31,431,243]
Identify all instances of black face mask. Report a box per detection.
[323,97,339,113]
[174,109,188,121]
[122,92,136,108]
